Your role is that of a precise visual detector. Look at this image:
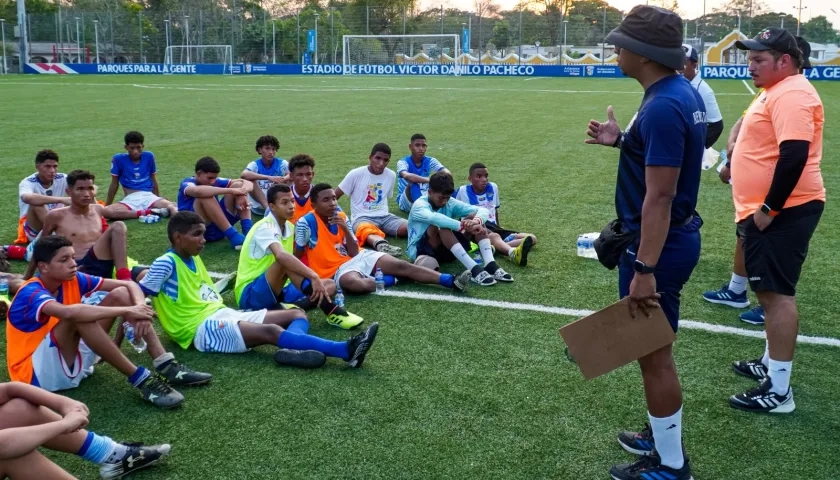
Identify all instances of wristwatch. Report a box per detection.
[633,259,656,274]
[760,203,780,217]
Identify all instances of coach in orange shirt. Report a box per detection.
[727,27,825,414]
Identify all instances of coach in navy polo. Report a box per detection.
[584,5,706,480]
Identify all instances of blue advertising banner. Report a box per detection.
[25,63,238,74]
[462,28,470,54]
[307,29,317,53]
[702,64,840,81]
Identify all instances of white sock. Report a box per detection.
[478,238,495,265]
[104,441,129,464]
[649,407,684,470]
[761,341,770,367]
[450,243,477,270]
[768,359,793,395]
[728,273,748,294]
[153,352,175,369]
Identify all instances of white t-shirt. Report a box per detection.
[690,74,722,123]
[18,172,69,219]
[337,166,396,220]
[454,182,501,224]
[248,214,295,260]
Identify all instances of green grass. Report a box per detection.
[0,74,839,479]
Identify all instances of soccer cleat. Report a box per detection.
[214,272,236,295]
[150,208,171,218]
[273,349,327,368]
[732,358,768,381]
[617,423,655,456]
[137,375,184,409]
[510,235,534,267]
[327,310,364,330]
[346,322,379,368]
[739,306,765,325]
[610,452,693,480]
[375,242,403,257]
[452,270,471,293]
[729,377,795,413]
[701,283,750,308]
[156,361,212,386]
[471,270,497,286]
[99,443,171,480]
[493,267,514,283]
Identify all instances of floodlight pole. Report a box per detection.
[17,0,27,65]
[94,20,99,63]
[0,19,7,74]
[314,13,319,65]
[185,15,190,63]
[75,17,80,62]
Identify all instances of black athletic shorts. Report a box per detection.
[485,222,518,240]
[77,249,115,279]
[417,230,471,263]
[737,200,823,296]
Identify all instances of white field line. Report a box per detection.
[742,79,756,95]
[205,270,840,348]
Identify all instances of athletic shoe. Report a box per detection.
[0,248,10,272]
[701,283,749,308]
[230,233,246,251]
[214,272,236,295]
[610,453,693,480]
[150,208,171,218]
[137,375,184,409]
[346,322,379,368]
[156,361,212,387]
[99,443,172,479]
[739,306,765,326]
[493,267,514,283]
[452,270,471,293]
[0,294,9,320]
[375,242,403,257]
[274,349,327,368]
[327,310,364,330]
[510,236,534,267]
[729,377,795,413]
[617,423,655,456]
[732,358,768,381]
[471,270,496,286]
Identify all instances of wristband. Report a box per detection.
[612,132,623,148]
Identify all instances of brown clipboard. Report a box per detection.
[559,298,676,380]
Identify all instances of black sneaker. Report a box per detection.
[156,360,212,386]
[732,358,768,381]
[729,377,795,413]
[346,322,379,368]
[610,452,693,480]
[138,374,184,409]
[452,270,471,293]
[617,423,655,456]
[274,349,327,368]
[99,443,171,479]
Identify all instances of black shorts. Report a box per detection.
[77,249,114,279]
[417,230,472,263]
[485,222,519,240]
[737,200,823,296]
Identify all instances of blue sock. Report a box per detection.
[77,432,116,464]
[287,318,310,334]
[277,331,349,360]
[383,275,397,287]
[300,278,313,295]
[127,366,150,387]
[223,226,239,240]
[438,273,454,288]
[241,219,253,235]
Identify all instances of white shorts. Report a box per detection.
[335,249,386,283]
[31,332,98,392]
[192,308,267,354]
[119,191,162,211]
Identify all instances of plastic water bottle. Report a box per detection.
[122,321,147,353]
[0,277,8,298]
[139,215,160,224]
[374,268,385,294]
[472,251,484,266]
[577,233,599,260]
[702,147,720,170]
[334,286,345,308]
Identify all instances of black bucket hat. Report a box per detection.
[606,5,686,71]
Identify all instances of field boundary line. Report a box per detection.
[742,79,756,95]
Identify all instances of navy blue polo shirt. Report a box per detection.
[615,74,707,233]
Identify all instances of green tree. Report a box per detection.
[491,19,511,49]
[801,16,840,44]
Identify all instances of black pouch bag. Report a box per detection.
[593,219,638,270]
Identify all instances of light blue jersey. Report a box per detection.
[406,195,489,261]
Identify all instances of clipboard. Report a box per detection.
[559,298,676,380]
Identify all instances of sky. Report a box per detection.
[420,0,839,25]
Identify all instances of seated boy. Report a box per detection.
[454,163,535,266]
[236,184,364,330]
[0,381,170,479]
[241,135,290,216]
[16,149,70,245]
[7,236,210,409]
[140,211,378,369]
[294,183,471,294]
[408,171,512,286]
[396,134,449,213]
[289,154,316,224]
[104,131,178,219]
[177,156,254,250]
[336,143,405,257]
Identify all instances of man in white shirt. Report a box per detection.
[335,143,406,257]
[682,45,724,148]
[18,150,70,242]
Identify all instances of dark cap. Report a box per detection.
[795,36,812,69]
[735,27,800,60]
[683,44,699,63]
[606,5,685,71]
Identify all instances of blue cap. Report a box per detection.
[682,44,698,63]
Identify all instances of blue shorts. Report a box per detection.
[238,272,307,311]
[204,198,240,242]
[618,216,702,332]
[77,249,114,279]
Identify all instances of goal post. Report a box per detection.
[342,34,460,75]
[164,45,233,74]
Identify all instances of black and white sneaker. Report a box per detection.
[610,453,693,480]
[99,443,171,479]
[274,349,327,368]
[156,360,213,386]
[617,423,655,456]
[137,374,184,409]
[346,322,379,368]
[150,207,171,218]
[452,270,471,293]
[729,377,795,413]
[732,358,768,381]
[471,270,496,286]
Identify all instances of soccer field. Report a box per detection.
[0,74,839,479]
